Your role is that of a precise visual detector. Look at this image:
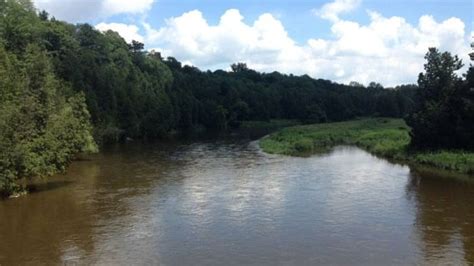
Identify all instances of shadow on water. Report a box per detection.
[0,158,112,264]
[0,179,75,201]
[0,140,185,265]
[26,180,74,194]
[406,168,474,264]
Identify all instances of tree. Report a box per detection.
[405,48,465,149]
[304,104,327,123]
[0,43,96,195]
[368,82,383,90]
[38,10,49,21]
[128,40,144,53]
[349,81,364,88]
[0,0,40,52]
[231,62,249,73]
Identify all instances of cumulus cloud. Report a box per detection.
[313,0,361,22]
[33,0,154,22]
[96,23,144,43]
[37,0,469,86]
[142,6,469,86]
[144,9,303,70]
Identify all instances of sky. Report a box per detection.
[33,0,472,86]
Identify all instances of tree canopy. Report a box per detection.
[0,0,97,195]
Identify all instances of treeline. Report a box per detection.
[164,61,416,132]
[1,0,471,195]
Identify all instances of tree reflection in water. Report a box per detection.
[407,169,474,264]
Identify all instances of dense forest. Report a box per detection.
[0,0,472,195]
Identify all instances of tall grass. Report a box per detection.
[260,118,474,174]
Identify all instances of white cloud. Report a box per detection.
[144,9,300,70]
[313,0,361,22]
[103,0,154,15]
[96,23,144,43]
[142,6,469,86]
[33,0,154,22]
[35,0,469,86]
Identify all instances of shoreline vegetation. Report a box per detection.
[1,0,418,197]
[1,1,472,197]
[259,118,474,175]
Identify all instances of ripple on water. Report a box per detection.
[1,142,474,265]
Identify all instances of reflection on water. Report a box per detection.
[407,169,474,265]
[0,140,473,265]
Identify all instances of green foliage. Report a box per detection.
[0,0,39,53]
[0,44,97,195]
[261,118,409,156]
[0,1,96,196]
[414,151,474,174]
[164,59,417,134]
[406,48,473,149]
[260,118,473,174]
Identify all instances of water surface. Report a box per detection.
[1,140,474,265]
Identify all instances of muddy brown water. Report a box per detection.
[1,139,474,265]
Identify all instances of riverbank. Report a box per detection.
[260,118,474,174]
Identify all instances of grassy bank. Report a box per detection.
[260,118,474,174]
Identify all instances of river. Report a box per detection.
[1,138,474,265]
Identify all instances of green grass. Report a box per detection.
[260,118,474,174]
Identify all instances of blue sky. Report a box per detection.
[106,0,471,43]
[34,0,472,86]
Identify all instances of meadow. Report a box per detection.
[260,118,474,174]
